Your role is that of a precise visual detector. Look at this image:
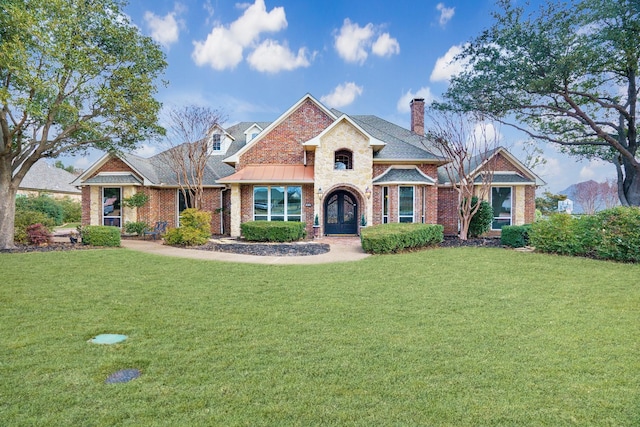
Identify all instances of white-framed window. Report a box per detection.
[399,186,414,223]
[102,187,122,227]
[211,134,221,151]
[177,189,194,227]
[491,187,512,230]
[382,186,389,224]
[253,186,302,221]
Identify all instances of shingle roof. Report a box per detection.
[84,173,143,185]
[20,160,81,194]
[475,173,535,184]
[373,168,436,184]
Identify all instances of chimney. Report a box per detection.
[410,98,425,135]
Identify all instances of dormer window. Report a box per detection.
[334,149,353,170]
[211,134,221,151]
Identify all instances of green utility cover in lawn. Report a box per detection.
[89,334,127,344]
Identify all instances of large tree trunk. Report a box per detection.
[0,173,18,250]
[622,160,640,206]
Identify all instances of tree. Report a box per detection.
[426,111,499,240]
[535,191,568,216]
[601,178,620,209]
[54,160,75,174]
[434,0,640,206]
[0,0,167,249]
[573,180,602,214]
[157,106,225,210]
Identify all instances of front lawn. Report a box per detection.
[1,248,638,426]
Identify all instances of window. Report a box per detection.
[211,134,221,151]
[399,186,414,223]
[102,187,121,227]
[491,187,512,230]
[334,149,353,170]
[382,186,389,224]
[177,189,194,226]
[253,186,302,221]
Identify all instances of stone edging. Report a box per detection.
[195,241,331,257]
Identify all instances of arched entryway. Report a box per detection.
[324,190,358,235]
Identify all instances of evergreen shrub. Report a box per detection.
[468,197,493,237]
[241,220,306,242]
[500,224,532,248]
[360,223,443,254]
[81,226,121,247]
[164,209,211,246]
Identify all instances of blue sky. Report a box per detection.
[62,0,614,193]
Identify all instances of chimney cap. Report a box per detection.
[411,98,425,103]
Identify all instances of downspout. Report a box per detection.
[220,186,228,235]
[422,186,426,223]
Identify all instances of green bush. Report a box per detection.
[529,214,580,255]
[124,221,149,235]
[468,197,493,238]
[500,224,532,248]
[241,220,307,242]
[360,223,444,254]
[57,197,81,223]
[14,210,55,244]
[164,209,211,246]
[529,207,640,262]
[594,207,640,262]
[15,194,64,225]
[80,225,121,247]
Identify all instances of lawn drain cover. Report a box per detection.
[89,334,128,344]
[105,369,141,384]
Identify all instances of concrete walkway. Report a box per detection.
[120,237,370,265]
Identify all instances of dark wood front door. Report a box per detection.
[324,190,358,235]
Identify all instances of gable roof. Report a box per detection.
[20,160,81,194]
[373,166,436,185]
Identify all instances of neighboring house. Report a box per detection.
[73,94,544,236]
[18,160,81,201]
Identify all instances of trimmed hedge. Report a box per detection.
[80,226,121,247]
[360,223,444,254]
[241,221,307,242]
[500,224,532,248]
[529,207,640,262]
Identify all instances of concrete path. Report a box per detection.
[119,237,369,265]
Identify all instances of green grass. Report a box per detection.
[1,248,639,426]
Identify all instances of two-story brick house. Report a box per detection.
[73,94,543,237]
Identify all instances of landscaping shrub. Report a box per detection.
[468,197,493,238]
[529,207,640,262]
[26,223,52,245]
[360,223,443,254]
[14,210,55,244]
[15,194,64,225]
[241,220,307,242]
[529,213,580,255]
[500,224,532,248]
[124,221,149,236]
[164,208,211,246]
[594,206,640,262]
[57,197,81,223]
[80,226,121,247]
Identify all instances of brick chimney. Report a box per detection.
[410,98,425,135]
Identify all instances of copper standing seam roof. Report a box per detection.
[217,164,315,184]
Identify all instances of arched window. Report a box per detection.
[334,149,353,170]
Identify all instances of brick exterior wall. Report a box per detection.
[238,99,333,168]
[81,186,91,226]
[525,186,536,223]
[437,187,459,235]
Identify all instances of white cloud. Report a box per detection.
[372,33,400,57]
[192,0,288,71]
[73,157,92,169]
[430,44,467,82]
[473,122,502,143]
[133,143,159,158]
[579,159,611,181]
[436,3,455,27]
[397,87,436,113]
[203,1,215,25]
[334,19,374,64]
[321,82,363,108]
[334,19,400,65]
[247,40,312,73]
[144,4,185,49]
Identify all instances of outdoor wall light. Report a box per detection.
[365,186,371,199]
[317,187,323,199]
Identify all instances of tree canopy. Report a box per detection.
[434,0,640,206]
[0,0,167,249]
